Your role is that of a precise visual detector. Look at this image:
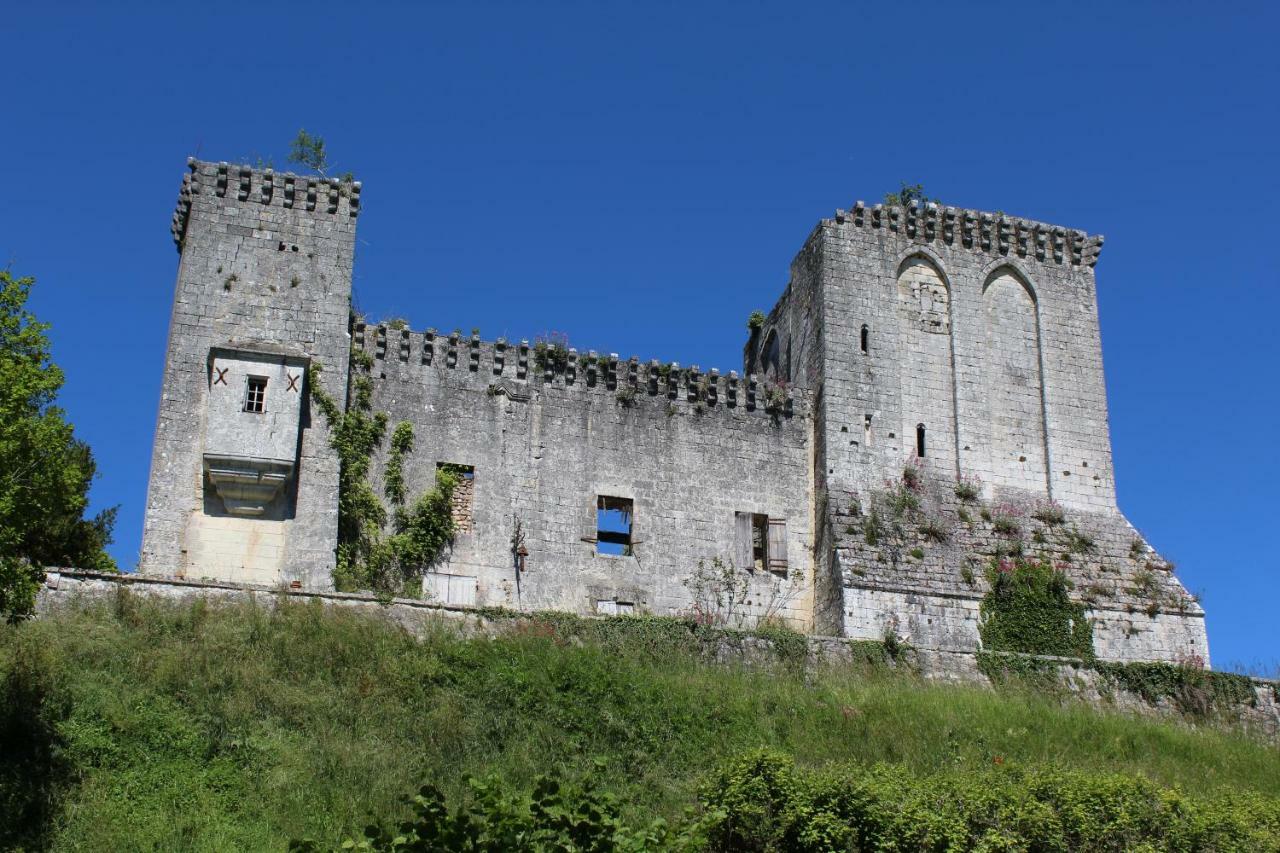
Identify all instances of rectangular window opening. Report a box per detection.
[437,463,475,532]
[596,599,635,616]
[596,496,633,556]
[244,375,267,413]
[736,512,789,576]
[751,513,769,571]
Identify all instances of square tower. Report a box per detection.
[139,160,358,588]
[750,202,1206,664]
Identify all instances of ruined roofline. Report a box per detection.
[353,320,801,416]
[827,200,1105,268]
[170,157,361,252]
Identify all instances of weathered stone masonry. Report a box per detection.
[140,160,1209,665]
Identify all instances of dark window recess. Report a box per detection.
[735,512,788,575]
[244,376,267,413]
[916,423,926,458]
[596,496,633,555]
[860,324,869,353]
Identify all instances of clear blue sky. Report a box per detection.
[3,2,1276,670]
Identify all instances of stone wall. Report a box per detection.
[747,200,1206,662]
[137,160,1210,665]
[140,161,357,588]
[35,570,1275,739]
[354,325,814,627]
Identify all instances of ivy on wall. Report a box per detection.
[979,557,1094,660]
[1094,661,1257,718]
[309,351,458,596]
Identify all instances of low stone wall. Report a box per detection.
[35,569,1278,739]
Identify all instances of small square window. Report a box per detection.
[244,376,267,413]
[596,496,633,555]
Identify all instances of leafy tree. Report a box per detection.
[288,129,329,175]
[0,271,116,620]
[883,182,939,208]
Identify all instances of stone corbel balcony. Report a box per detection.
[203,455,294,516]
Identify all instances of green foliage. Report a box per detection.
[991,513,1021,538]
[980,557,1094,659]
[1095,661,1257,719]
[3,599,1278,850]
[976,651,1064,694]
[1031,499,1066,526]
[383,422,414,508]
[882,182,939,208]
[615,384,637,407]
[288,128,329,174]
[746,310,766,332]
[694,750,1280,852]
[883,482,919,518]
[299,773,680,852]
[309,357,456,595]
[862,509,883,546]
[953,477,980,502]
[1063,526,1095,554]
[333,749,1280,851]
[0,271,116,620]
[532,333,570,374]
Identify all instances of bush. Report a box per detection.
[331,751,1280,851]
[980,558,1094,659]
[696,751,1280,852]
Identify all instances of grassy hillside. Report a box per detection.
[2,595,1277,850]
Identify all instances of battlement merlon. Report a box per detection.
[352,321,804,418]
[171,158,361,252]
[830,201,1104,269]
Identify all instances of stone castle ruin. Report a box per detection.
[140,158,1208,665]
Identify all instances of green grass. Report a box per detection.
[2,594,1277,850]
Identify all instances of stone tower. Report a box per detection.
[139,160,358,587]
[750,202,1206,662]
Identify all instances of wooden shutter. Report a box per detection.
[735,512,753,570]
[449,575,477,606]
[767,518,788,574]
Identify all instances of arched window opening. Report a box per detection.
[916,423,926,458]
[860,325,869,353]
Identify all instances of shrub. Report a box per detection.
[991,514,1020,538]
[953,476,980,502]
[918,517,949,543]
[1031,499,1065,526]
[980,557,1093,659]
[1063,526,1095,554]
[696,751,1280,853]
[901,462,921,491]
[532,332,570,374]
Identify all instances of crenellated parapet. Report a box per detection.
[832,201,1104,268]
[352,320,802,421]
[171,158,361,252]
